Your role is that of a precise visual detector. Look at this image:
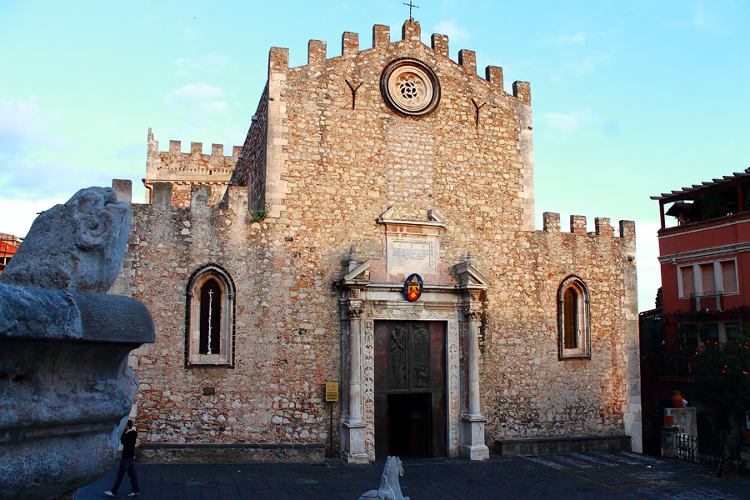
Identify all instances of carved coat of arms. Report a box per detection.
[403,273,423,302]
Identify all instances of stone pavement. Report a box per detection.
[75,451,749,499]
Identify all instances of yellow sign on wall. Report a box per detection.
[325,381,339,402]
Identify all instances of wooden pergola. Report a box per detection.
[651,167,750,230]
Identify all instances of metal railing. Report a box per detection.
[662,428,744,468]
[691,292,724,312]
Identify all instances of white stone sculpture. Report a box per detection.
[359,456,410,500]
[0,187,153,500]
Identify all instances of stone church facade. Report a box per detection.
[113,19,642,462]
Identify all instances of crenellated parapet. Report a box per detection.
[114,179,252,217]
[146,128,240,180]
[541,212,635,241]
[263,19,529,101]
[144,129,242,208]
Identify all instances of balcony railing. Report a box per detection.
[691,292,724,313]
[661,428,744,469]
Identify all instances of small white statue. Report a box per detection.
[359,456,409,500]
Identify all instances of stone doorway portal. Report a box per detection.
[374,321,447,459]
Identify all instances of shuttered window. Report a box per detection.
[721,260,738,294]
[701,264,715,294]
[680,266,695,298]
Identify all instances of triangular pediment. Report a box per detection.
[344,260,371,284]
[377,205,446,230]
[453,261,489,289]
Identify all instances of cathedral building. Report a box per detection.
[112,18,642,462]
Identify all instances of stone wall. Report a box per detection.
[482,216,639,443]
[230,86,268,212]
[117,19,640,456]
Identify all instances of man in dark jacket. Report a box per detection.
[104,419,140,497]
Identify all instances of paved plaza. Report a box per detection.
[76,451,749,499]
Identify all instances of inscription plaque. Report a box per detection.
[387,237,436,276]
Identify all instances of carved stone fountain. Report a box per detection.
[0,187,154,499]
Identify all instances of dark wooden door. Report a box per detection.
[374,321,446,459]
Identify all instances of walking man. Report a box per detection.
[104,419,140,497]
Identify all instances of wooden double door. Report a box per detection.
[374,321,447,459]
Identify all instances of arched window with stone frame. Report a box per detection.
[185,264,235,367]
[557,275,591,360]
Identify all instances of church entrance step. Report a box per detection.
[137,442,325,464]
[495,435,631,456]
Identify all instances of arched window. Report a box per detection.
[186,265,235,366]
[557,276,591,359]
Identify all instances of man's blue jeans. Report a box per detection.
[111,457,140,494]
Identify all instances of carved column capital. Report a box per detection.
[463,305,483,321]
[348,299,364,318]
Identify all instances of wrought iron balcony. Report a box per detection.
[691,292,724,312]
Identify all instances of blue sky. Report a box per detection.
[1,0,749,310]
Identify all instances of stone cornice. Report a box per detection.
[658,242,750,263]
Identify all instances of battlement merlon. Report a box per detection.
[152,183,172,209]
[342,32,359,57]
[265,20,531,100]
[431,33,448,57]
[402,18,420,42]
[112,179,132,204]
[541,212,635,240]
[308,39,326,65]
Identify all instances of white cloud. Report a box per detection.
[174,53,231,79]
[668,2,729,36]
[166,82,229,115]
[167,82,224,101]
[0,99,66,152]
[432,20,468,41]
[0,196,65,238]
[542,109,595,136]
[0,99,41,146]
[570,52,611,75]
[553,32,587,46]
[0,99,82,200]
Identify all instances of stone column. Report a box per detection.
[348,299,364,421]
[342,297,368,463]
[462,304,489,460]
[467,309,482,417]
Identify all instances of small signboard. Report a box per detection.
[325,381,339,402]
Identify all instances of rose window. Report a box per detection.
[381,59,440,116]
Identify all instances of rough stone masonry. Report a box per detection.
[112,18,641,463]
